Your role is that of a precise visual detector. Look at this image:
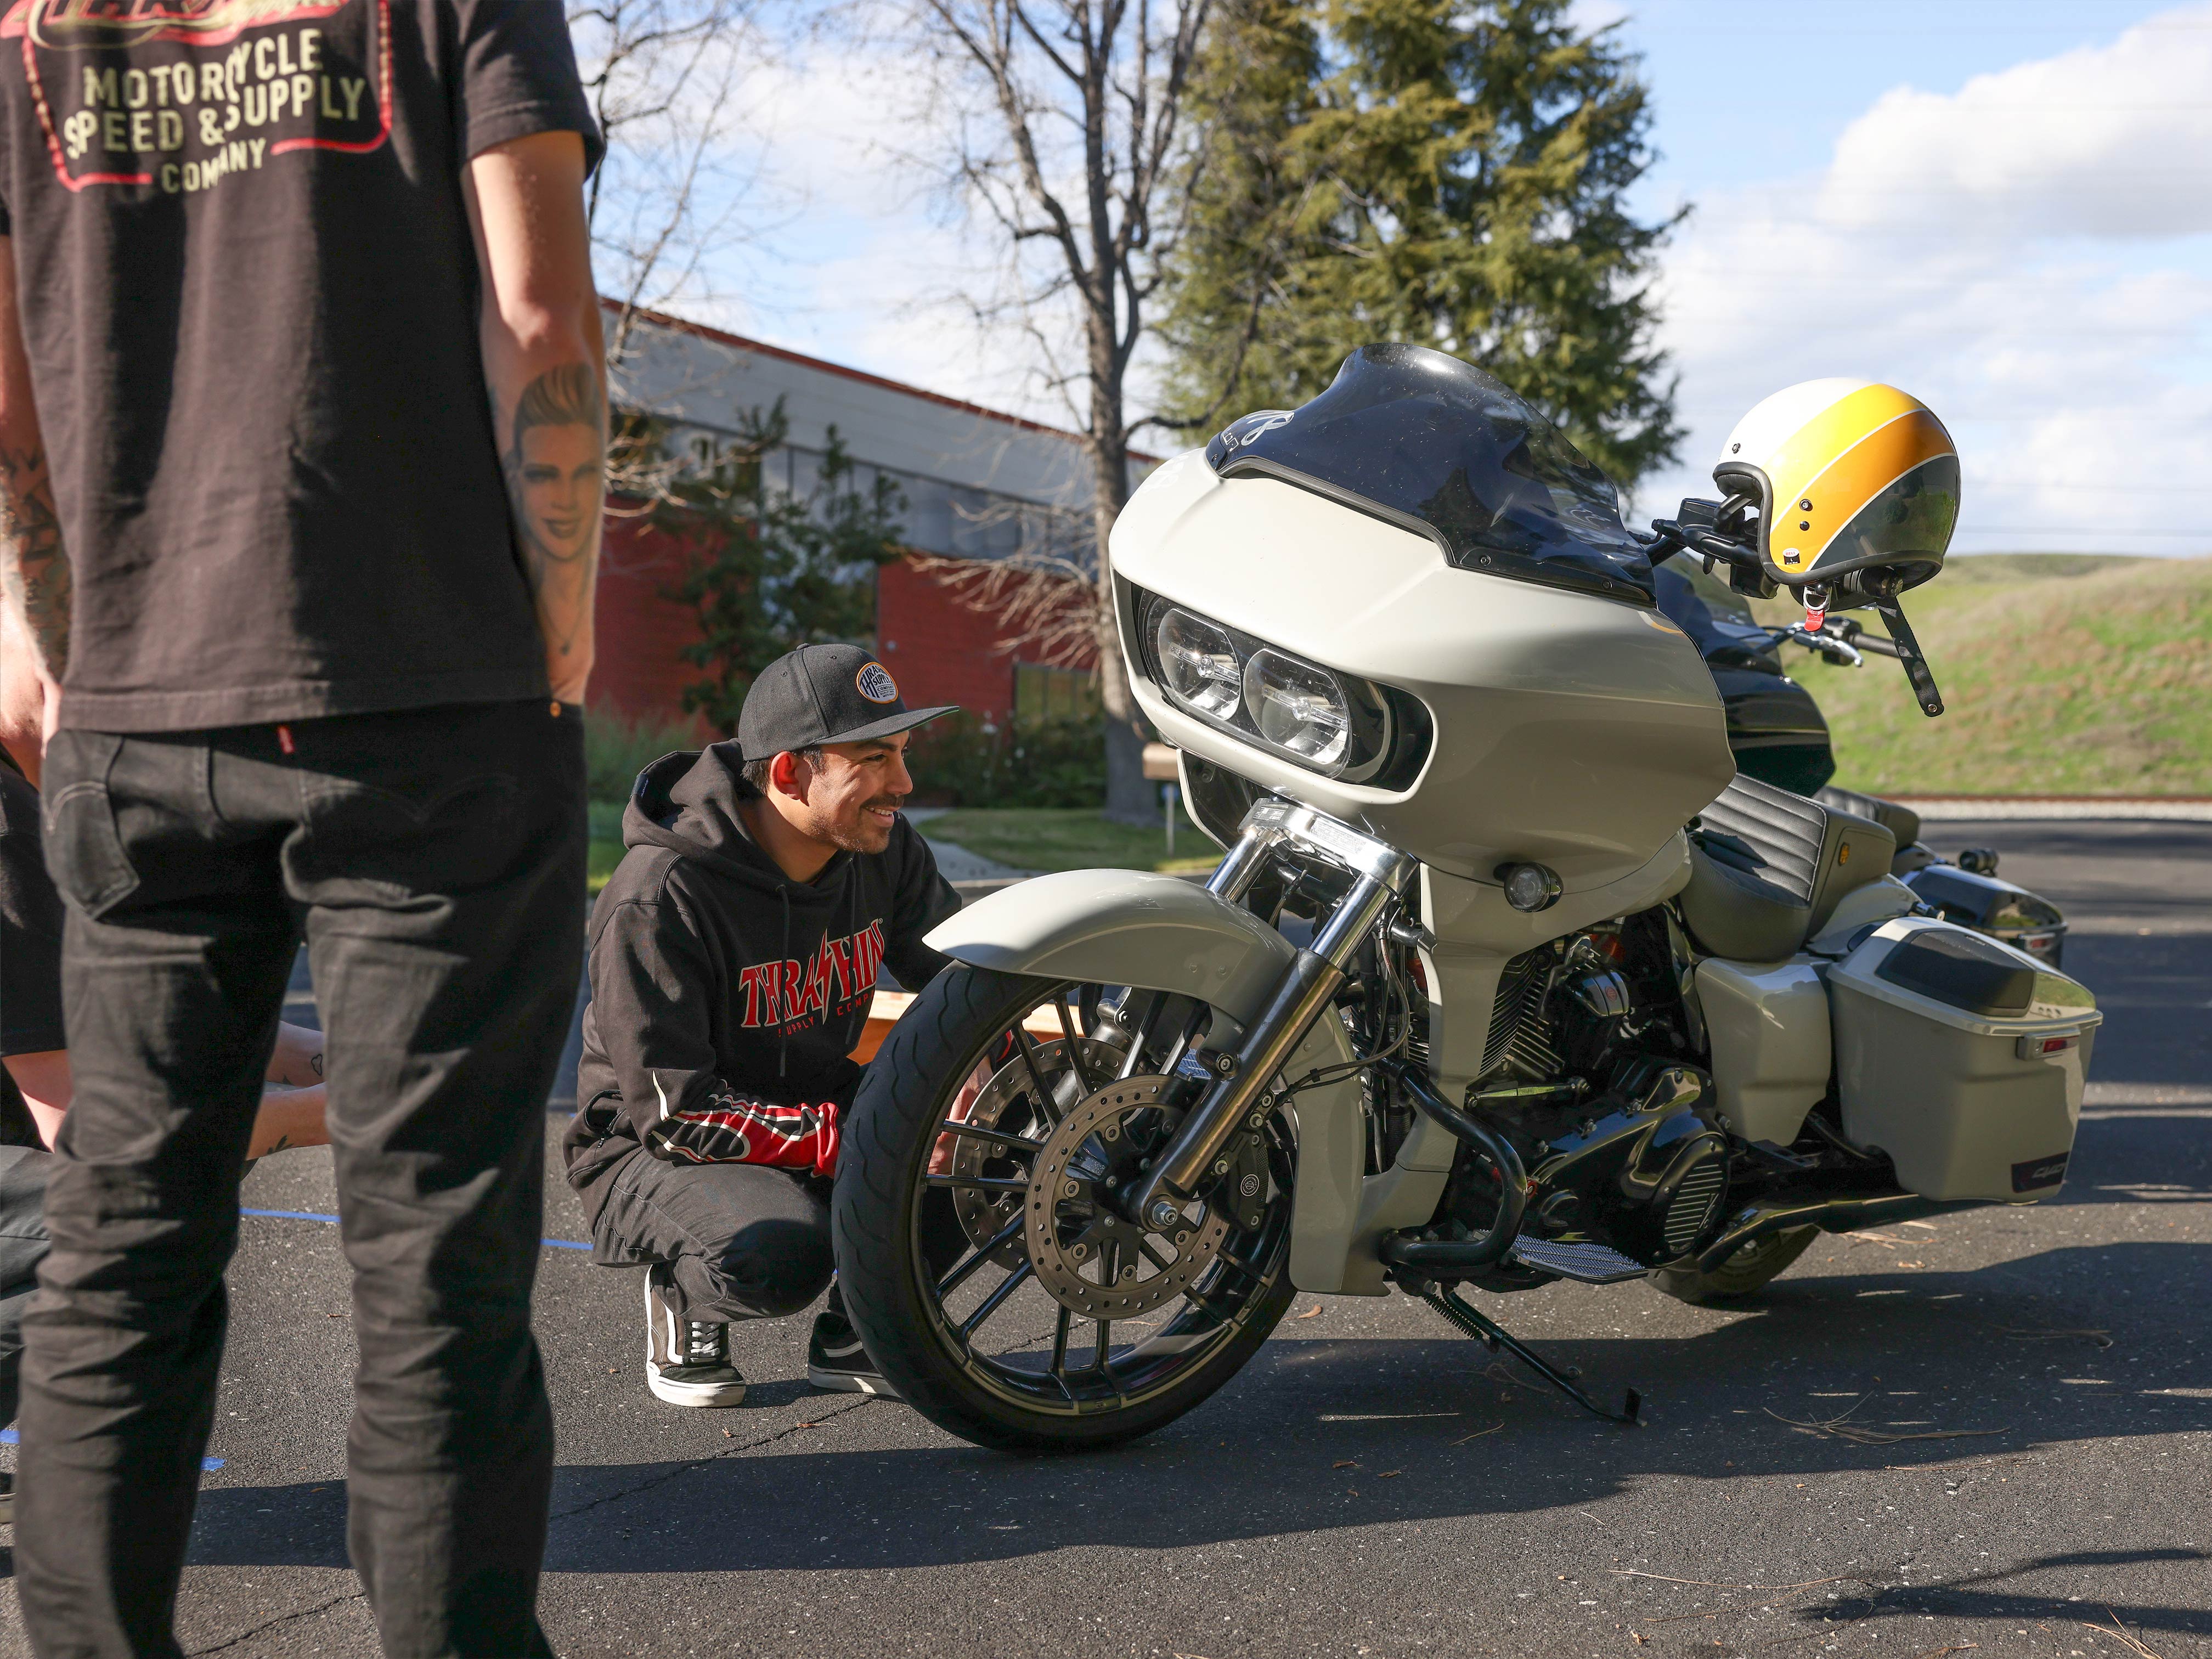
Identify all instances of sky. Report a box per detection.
[646,1,2212,557]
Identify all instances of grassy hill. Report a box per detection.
[1749,554,2212,796]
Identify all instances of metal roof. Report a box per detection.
[610,305,1157,562]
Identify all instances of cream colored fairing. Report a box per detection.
[1111,453,1735,892]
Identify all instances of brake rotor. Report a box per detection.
[945,1036,1122,1267]
[1024,1076,1231,1321]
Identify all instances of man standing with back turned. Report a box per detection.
[0,2,603,1652]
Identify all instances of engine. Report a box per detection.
[1413,912,1734,1276]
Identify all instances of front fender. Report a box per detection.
[925,868,1296,1028]
[923,868,1373,1295]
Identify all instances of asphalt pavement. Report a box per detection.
[2,820,2206,1659]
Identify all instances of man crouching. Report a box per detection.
[564,645,960,1406]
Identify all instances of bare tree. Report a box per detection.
[903,0,1212,822]
[568,0,794,500]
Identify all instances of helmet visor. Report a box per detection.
[1821,453,1960,572]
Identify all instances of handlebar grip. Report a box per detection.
[1855,633,1903,659]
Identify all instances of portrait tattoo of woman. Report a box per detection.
[503,365,605,656]
[502,365,606,676]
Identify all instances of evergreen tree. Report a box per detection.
[1156,0,1323,430]
[657,400,907,733]
[1160,0,1682,488]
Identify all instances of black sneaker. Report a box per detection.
[644,1264,747,1408]
[806,1305,896,1398]
[0,1469,13,1526]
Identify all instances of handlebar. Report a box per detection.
[1773,624,1863,667]
[1772,616,1901,661]
[1649,499,1944,719]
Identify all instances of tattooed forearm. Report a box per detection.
[0,442,70,678]
[501,363,604,669]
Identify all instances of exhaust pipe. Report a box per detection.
[1694,1190,1987,1274]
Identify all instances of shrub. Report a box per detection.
[586,704,708,803]
[907,713,1107,809]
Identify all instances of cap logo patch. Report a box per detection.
[855,662,900,703]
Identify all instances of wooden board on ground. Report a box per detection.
[848,990,1070,1064]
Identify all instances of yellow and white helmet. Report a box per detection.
[1714,379,1959,590]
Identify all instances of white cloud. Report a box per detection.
[1642,3,2212,556]
[1820,7,2212,240]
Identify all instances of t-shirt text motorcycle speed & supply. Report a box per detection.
[0,0,600,732]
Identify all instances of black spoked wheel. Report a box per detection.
[833,965,1297,1452]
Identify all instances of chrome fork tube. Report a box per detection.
[1131,866,1398,1232]
[1204,820,1278,905]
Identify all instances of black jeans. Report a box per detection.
[590,1150,835,1322]
[0,1142,53,1428]
[590,1146,967,1330]
[19,701,584,1659]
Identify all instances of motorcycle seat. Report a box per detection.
[1814,784,1923,850]
[1679,774,1897,962]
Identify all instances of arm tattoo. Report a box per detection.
[311,1051,324,1079]
[0,443,70,678]
[501,364,605,663]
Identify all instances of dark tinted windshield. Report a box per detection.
[1653,562,1783,673]
[1205,344,1654,606]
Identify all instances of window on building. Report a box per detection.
[1014,663,1100,721]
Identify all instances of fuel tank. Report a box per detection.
[1111,450,1737,891]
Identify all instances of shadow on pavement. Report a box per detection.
[1812,1548,2212,1642]
[178,1242,2212,1580]
[2041,1109,2212,1206]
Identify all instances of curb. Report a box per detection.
[1893,797,2212,822]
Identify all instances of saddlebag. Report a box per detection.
[1825,917,2098,1202]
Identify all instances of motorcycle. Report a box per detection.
[1653,561,2068,965]
[833,346,2099,1452]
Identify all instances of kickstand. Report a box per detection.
[1419,1285,1641,1426]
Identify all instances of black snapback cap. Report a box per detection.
[737,643,957,761]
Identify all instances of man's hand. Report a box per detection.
[929,1061,990,1178]
[646,1094,843,1178]
[462,133,603,707]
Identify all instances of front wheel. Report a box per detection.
[832,965,1297,1452]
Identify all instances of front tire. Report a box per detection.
[833,965,1296,1452]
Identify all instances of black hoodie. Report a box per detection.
[562,743,961,1229]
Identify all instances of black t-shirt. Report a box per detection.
[0,0,600,732]
[0,763,65,1146]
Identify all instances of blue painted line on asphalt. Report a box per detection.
[239,1207,589,1251]
[0,1428,219,1470]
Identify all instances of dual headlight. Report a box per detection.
[1133,591,1428,787]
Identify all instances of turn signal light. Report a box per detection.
[1498,862,1562,913]
[2016,1032,2078,1060]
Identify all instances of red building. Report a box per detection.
[591,309,1146,733]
